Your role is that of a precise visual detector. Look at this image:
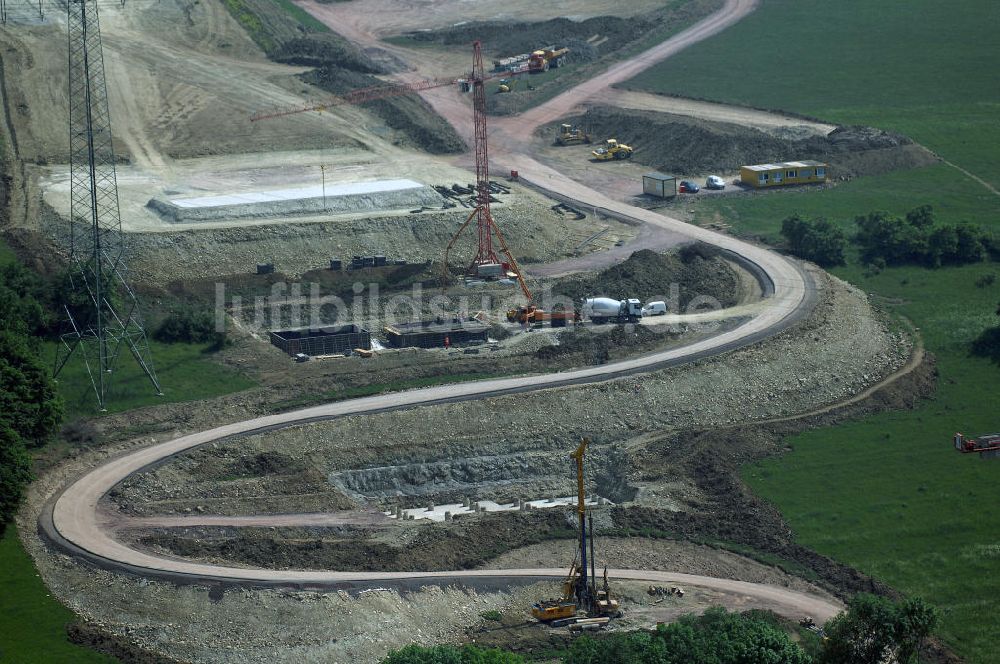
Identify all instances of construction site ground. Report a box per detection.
[0,0,945,661]
[14,262,925,661]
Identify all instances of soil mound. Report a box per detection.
[552,245,740,308]
[301,68,466,154]
[397,0,722,61]
[562,106,939,177]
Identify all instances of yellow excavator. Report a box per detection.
[532,438,619,623]
[591,138,633,161]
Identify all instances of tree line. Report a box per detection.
[0,257,223,531]
[780,204,997,269]
[0,262,63,530]
[381,595,937,664]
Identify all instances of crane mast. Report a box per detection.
[251,41,533,303]
[470,41,498,269]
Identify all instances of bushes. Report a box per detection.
[819,594,937,664]
[781,205,995,270]
[0,425,33,529]
[971,301,1000,364]
[0,331,63,448]
[780,215,847,267]
[854,205,991,268]
[154,307,226,349]
[678,241,722,263]
[0,262,52,337]
[564,607,810,664]
[0,264,63,532]
[382,644,525,664]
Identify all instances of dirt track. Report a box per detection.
[17,2,914,660]
[40,0,848,629]
[588,90,837,135]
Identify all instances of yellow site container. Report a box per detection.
[740,161,828,188]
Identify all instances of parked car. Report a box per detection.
[642,301,667,316]
[705,175,726,190]
[679,180,700,193]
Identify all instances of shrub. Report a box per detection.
[781,214,847,267]
[382,644,525,664]
[853,205,990,268]
[679,241,721,263]
[0,329,63,448]
[0,425,33,533]
[819,594,937,664]
[975,273,996,288]
[154,307,226,349]
[971,301,1000,364]
[565,607,810,664]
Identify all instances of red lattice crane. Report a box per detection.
[251,41,532,302]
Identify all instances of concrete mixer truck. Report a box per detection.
[582,297,642,324]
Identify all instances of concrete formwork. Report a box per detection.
[384,318,489,349]
[270,325,371,357]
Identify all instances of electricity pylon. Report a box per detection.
[54,0,161,410]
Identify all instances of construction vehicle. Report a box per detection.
[582,297,642,324]
[497,78,517,93]
[493,53,531,72]
[593,566,619,617]
[528,47,569,73]
[533,438,619,623]
[591,139,633,161]
[506,304,578,327]
[954,432,1000,455]
[531,561,582,622]
[556,124,591,145]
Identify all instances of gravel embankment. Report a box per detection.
[115,268,907,517]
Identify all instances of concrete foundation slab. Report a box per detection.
[386,495,610,522]
[147,179,444,223]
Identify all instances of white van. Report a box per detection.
[705,175,726,190]
[642,301,667,316]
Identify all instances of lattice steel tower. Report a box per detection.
[54,0,161,410]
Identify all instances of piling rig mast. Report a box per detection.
[54,0,161,410]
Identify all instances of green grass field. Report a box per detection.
[622,1,1000,660]
[689,162,1000,662]
[49,340,256,420]
[0,527,118,663]
[624,0,1000,189]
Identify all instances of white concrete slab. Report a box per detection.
[386,495,610,522]
[169,179,423,209]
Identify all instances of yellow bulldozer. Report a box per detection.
[556,123,591,145]
[497,78,517,93]
[591,138,633,161]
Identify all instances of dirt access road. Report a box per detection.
[44,0,840,629]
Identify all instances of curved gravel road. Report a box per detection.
[43,0,842,626]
